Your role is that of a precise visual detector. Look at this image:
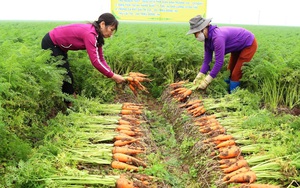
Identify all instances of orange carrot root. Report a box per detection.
[111,161,139,171]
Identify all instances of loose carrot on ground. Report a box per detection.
[131,174,154,181]
[118,130,139,137]
[114,138,140,146]
[222,166,250,181]
[169,81,187,89]
[112,146,145,155]
[177,89,193,102]
[186,102,203,111]
[188,106,204,114]
[113,153,147,167]
[193,108,206,117]
[116,125,141,132]
[116,174,135,188]
[118,119,132,125]
[215,139,236,149]
[226,170,257,183]
[194,119,219,126]
[114,134,136,141]
[120,109,143,115]
[222,159,249,173]
[218,156,244,165]
[194,114,216,121]
[218,146,241,159]
[199,124,223,133]
[232,184,281,188]
[203,134,233,143]
[179,99,202,108]
[112,161,139,171]
[170,87,187,95]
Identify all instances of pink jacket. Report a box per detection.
[49,23,114,78]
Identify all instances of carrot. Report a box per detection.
[114,138,140,146]
[188,105,204,114]
[215,139,236,149]
[116,125,141,132]
[118,130,139,136]
[222,166,250,181]
[234,184,281,188]
[121,110,134,115]
[113,146,144,155]
[206,127,226,137]
[114,134,136,141]
[122,105,141,111]
[193,108,206,117]
[186,102,202,111]
[194,119,218,126]
[203,134,233,143]
[132,76,151,82]
[226,170,257,183]
[218,146,241,159]
[195,114,216,121]
[113,153,147,167]
[222,159,249,173]
[111,161,139,171]
[179,99,201,108]
[129,72,148,77]
[131,174,154,181]
[199,124,223,133]
[177,89,192,102]
[118,119,131,125]
[128,84,138,96]
[218,156,244,165]
[116,175,135,188]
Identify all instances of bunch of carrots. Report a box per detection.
[124,72,151,96]
[169,81,196,102]
[179,98,281,187]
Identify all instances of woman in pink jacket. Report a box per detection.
[41,13,124,107]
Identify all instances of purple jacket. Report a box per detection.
[49,23,114,78]
[200,25,255,78]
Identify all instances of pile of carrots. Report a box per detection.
[171,87,281,187]
[124,72,151,96]
[112,102,156,187]
[169,81,194,102]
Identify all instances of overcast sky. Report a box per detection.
[0,0,299,26]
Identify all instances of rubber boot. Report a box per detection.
[229,80,240,94]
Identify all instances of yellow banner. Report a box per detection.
[111,0,207,22]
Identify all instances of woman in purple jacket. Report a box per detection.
[187,15,258,93]
[41,13,124,107]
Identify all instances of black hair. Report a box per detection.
[93,13,119,46]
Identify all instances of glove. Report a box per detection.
[193,72,205,84]
[197,75,213,90]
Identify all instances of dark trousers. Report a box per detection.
[41,33,75,95]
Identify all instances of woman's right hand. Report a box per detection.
[111,73,125,84]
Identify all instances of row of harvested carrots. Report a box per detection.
[112,102,154,188]
[169,83,280,188]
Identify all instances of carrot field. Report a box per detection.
[0,21,299,188]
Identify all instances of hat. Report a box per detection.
[186,15,212,35]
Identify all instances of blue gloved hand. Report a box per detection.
[229,80,240,93]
